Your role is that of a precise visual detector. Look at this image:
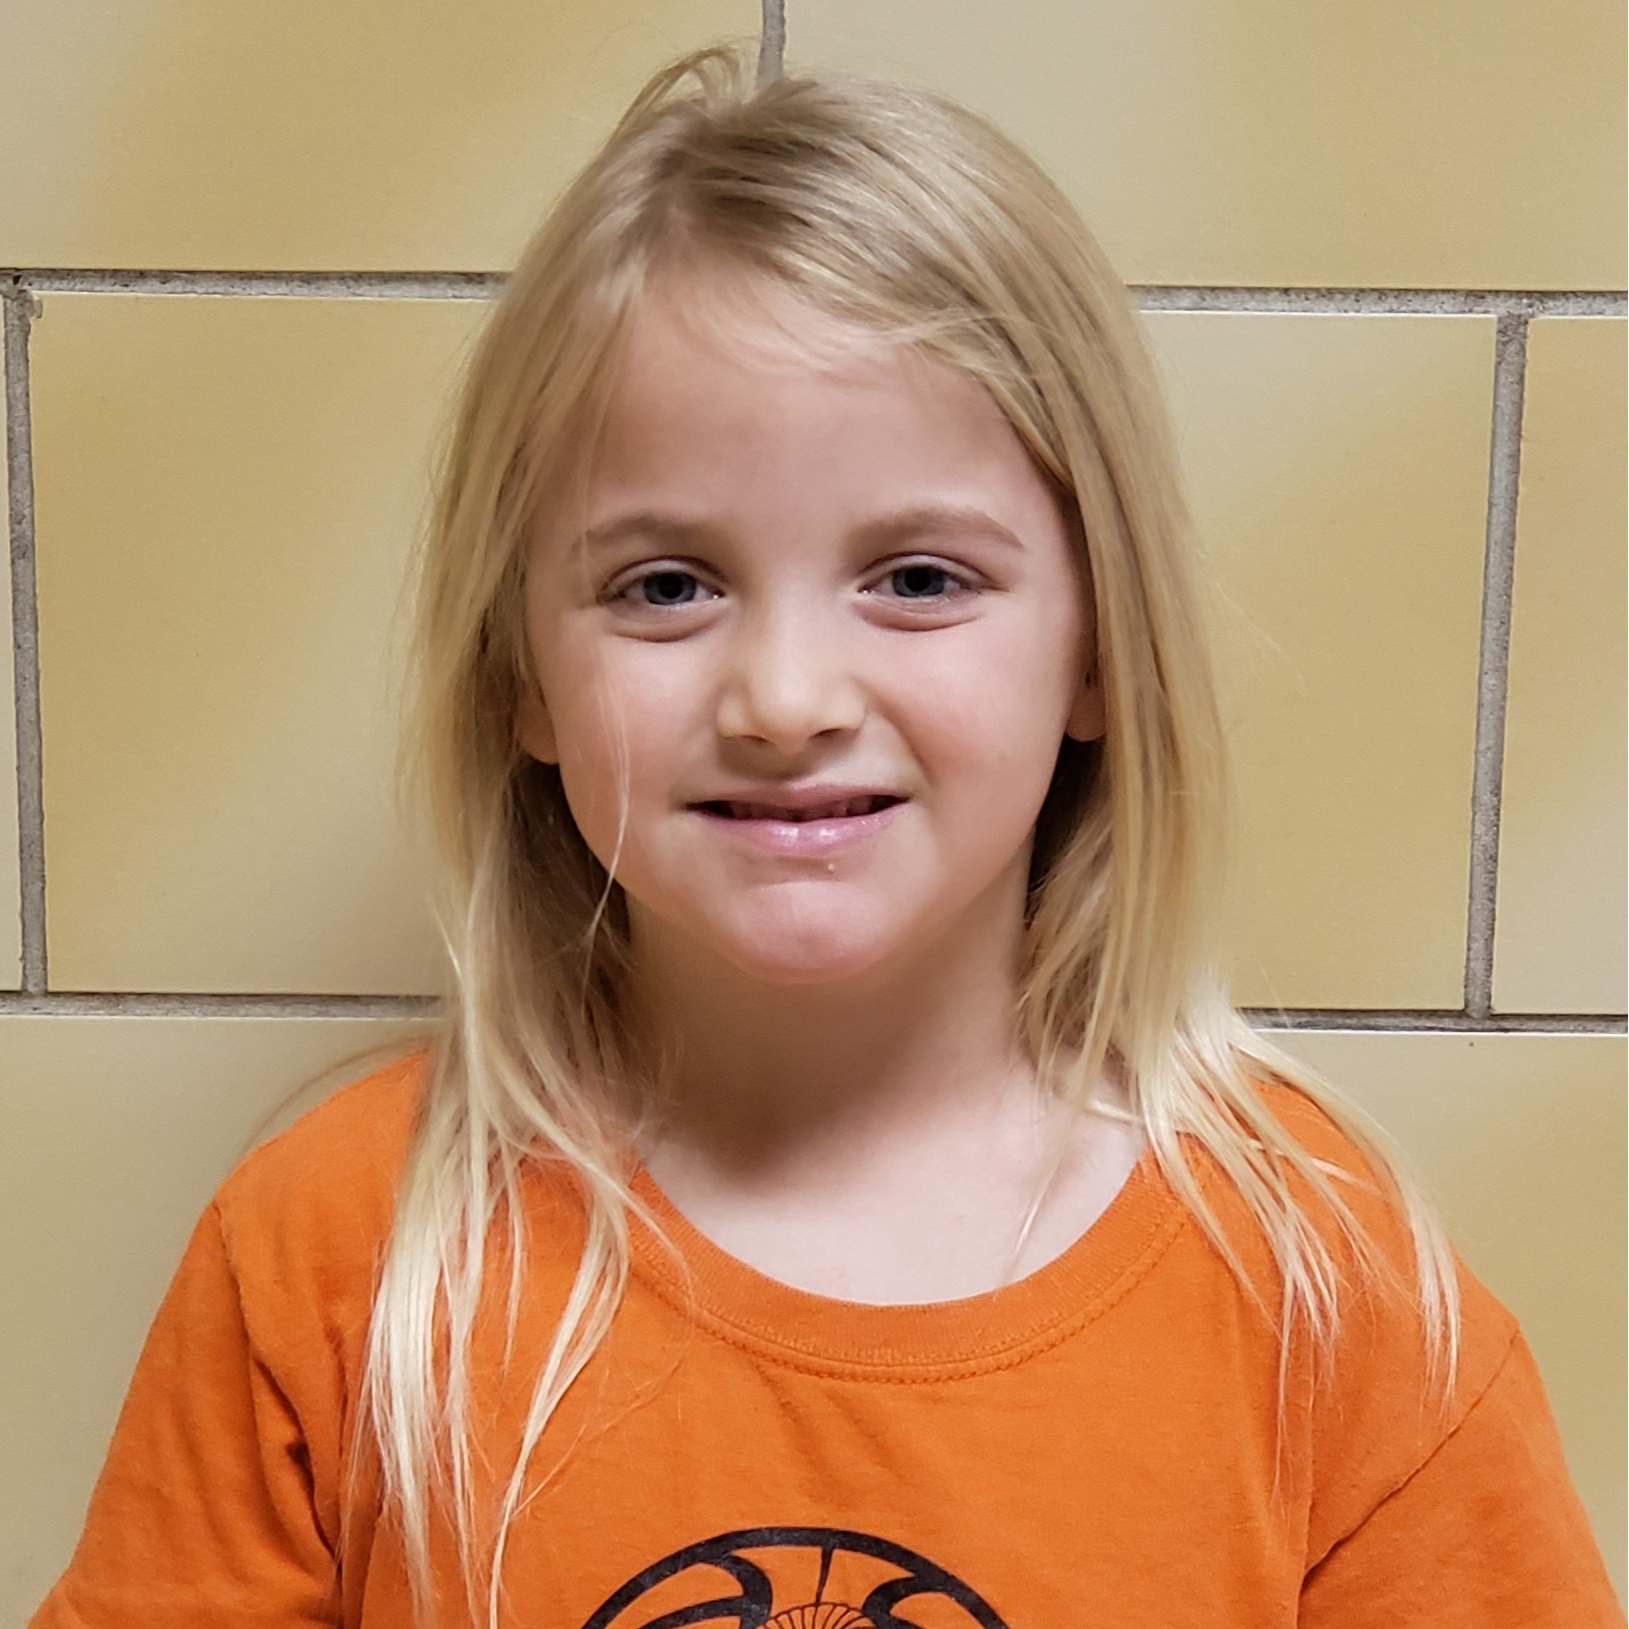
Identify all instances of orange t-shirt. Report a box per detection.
[31,1051,1623,1628]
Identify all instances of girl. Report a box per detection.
[32,43,1619,1629]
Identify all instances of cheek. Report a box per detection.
[544,644,690,846]
[532,640,623,843]
[909,616,1082,785]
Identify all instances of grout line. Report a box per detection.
[7,269,505,299]
[3,280,46,995]
[1244,1007,1625,1036]
[0,990,1618,1032]
[1131,288,1626,317]
[0,991,438,1018]
[2,270,1624,314]
[1463,314,1529,1018]
[757,0,786,82]
[2,261,1616,1022]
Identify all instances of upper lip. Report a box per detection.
[688,784,907,814]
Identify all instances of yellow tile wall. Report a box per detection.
[792,0,1625,290]
[31,294,486,994]
[1494,319,1629,1014]
[2,4,1623,1623]
[1270,1030,1627,1601]
[1145,313,1492,1009]
[0,1018,430,1626]
[0,0,759,271]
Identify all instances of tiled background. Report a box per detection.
[1,0,1623,1617]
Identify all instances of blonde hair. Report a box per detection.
[363,41,1461,1626]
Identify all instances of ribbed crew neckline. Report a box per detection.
[626,1145,1188,1376]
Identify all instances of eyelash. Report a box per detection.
[601,560,982,614]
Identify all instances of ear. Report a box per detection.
[1064,665,1106,744]
[515,684,559,764]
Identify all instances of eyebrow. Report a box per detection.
[863,504,1025,551]
[578,504,1025,553]
[580,512,718,552]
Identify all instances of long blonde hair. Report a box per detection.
[364,41,1461,1626]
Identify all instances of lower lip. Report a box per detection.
[691,800,908,857]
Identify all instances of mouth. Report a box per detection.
[692,794,906,822]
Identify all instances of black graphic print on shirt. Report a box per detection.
[580,1526,1011,1628]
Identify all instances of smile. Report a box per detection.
[696,795,903,822]
[688,796,908,857]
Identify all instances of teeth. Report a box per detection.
[724,796,889,821]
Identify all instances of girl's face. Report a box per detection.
[517,265,1103,987]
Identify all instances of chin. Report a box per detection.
[721,934,896,987]
[711,905,905,987]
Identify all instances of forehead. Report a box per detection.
[581,261,1031,499]
[621,255,899,377]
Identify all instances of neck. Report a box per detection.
[624,865,1038,1176]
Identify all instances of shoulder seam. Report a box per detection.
[1309,1318,1523,1571]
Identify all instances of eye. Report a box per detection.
[871,560,980,606]
[602,566,719,612]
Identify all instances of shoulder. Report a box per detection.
[1248,1073,1517,1357]
[210,1045,429,1301]
[1237,1076,1532,1541]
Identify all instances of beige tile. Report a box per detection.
[0,0,758,271]
[1266,1029,1626,1600]
[0,1015,429,1624]
[1146,313,1492,1009]
[32,294,486,993]
[1494,320,1628,1015]
[0,388,18,989]
[794,1,1625,290]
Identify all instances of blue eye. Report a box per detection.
[607,568,715,610]
[887,563,956,599]
[640,570,702,607]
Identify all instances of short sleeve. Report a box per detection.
[1300,1326,1625,1627]
[28,1199,341,1629]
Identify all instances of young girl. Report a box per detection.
[32,44,1619,1629]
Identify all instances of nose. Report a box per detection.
[714,600,865,754]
